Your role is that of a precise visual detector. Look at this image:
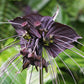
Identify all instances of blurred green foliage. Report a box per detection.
[0,0,84,84]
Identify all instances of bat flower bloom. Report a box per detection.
[10,9,81,72]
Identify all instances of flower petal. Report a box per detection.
[23,56,30,70]
[47,22,82,41]
[9,17,26,35]
[46,44,66,58]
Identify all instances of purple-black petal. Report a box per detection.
[10,17,26,35]
[41,17,82,57]
[46,44,66,58]
[47,22,81,41]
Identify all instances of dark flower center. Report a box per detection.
[22,20,54,47]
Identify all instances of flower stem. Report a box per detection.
[39,68,43,84]
[39,55,43,84]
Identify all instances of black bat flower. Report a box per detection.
[9,7,81,72]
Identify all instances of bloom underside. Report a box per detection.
[10,12,81,72]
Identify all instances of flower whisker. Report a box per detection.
[0,21,22,25]
[58,56,77,84]
[54,34,83,46]
[55,38,84,58]
[29,66,33,84]
[1,57,22,84]
[0,35,20,42]
[52,44,77,84]
[54,59,65,84]
[0,42,20,53]
[0,53,21,77]
[54,44,84,74]
[48,54,57,84]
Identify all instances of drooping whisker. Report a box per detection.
[52,57,66,84]
[1,56,22,76]
[11,71,21,84]
[54,35,84,46]
[29,66,33,84]
[16,58,27,73]
[1,57,22,84]
[73,47,84,56]
[1,70,20,84]
[58,56,77,84]
[0,35,21,42]
[51,58,60,84]
[0,53,21,77]
[11,57,22,71]
[1,62,21,84]
[52,59,60,84]
[45,53,55,84]
[46,50,66,84]
[57,41,84,58]
[0,42,20,53]
[10,59,27,84]
[44,49,60,84]
[26,67,38,84]
[53,59,66,84]
[48,55,57,84]
[56,72,60,84]
[15,59,27,81]
[15,57,29,75]
[48,65,55,84]
[4,36,21,47]
[43,49,55,84]
[54,44,84,74]
[56,38,84,58]
[52,44,77,84]
[0,22,22,26]
[5,40,19,48]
